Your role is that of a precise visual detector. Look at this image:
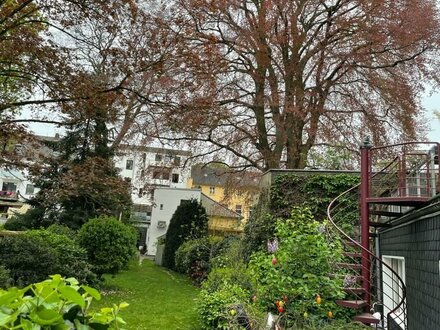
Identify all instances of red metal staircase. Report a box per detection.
[327,140,439,329]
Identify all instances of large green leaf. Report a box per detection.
[20,318,41,330]
[0,310,15,327]
[29,307,63,326]
[0,291,20,306]
[81,285,101,301]
[59,286,85,308]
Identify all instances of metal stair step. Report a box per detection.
[343,252,362,258]
[353,312,380,324]
[343,240,361,247]
[343,287,365,294]
[336,300,368,309]
[335,263,362,270]
[368,221,392,228]
[369,209,403,217]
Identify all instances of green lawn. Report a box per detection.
[94,259,201,330]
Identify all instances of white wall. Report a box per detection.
[146,188,201,255]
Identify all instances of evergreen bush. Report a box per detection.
[162,199,208,270]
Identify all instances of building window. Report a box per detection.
[160,204,164,210]
[155,154,162,162]
[25,184,35,195]
[235,205,242,215]
[382,256,406,329]
[126,159,134,170]
[209,186,215,194]
[174,156,181,166]
[2,182,16,192]
[164,154,173,162]
[172,173,179,183]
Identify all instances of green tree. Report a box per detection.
[162,200,209,270]
[27,110,132,229]
[77,216,137,278]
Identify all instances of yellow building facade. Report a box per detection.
[187,166,260,226]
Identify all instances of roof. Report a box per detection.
[190,166,261,188]
[0,169,26,181]
[201,194,241,219]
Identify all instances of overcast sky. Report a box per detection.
[422,91,440,141]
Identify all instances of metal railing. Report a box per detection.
[327,161,408,329]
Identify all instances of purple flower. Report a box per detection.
[267,238,279,253]
[343,275,356,288]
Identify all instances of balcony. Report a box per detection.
[0,191,18,201]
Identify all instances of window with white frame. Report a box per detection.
[25,184,35,195]
[382,255,406,329]
[209,186,215,194]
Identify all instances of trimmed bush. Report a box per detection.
[0,230,96,287]
[26,230,96,284]
[163,199,208,270]
[77,216,137,277]
[46,223,77,239]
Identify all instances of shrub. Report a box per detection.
[0,234,59,286]
[248,207,346,326]
[197,284,254,330]
[3,207,45,231]
[163,199,208,270]
[0,265,11,288]
[46,223,77,239]
[175,238,210,274]
[25,230,96,285]
[77,216,137,277]
[0,275,128,329]
[0,230,96,287]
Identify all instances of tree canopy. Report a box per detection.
[2,0,440,172]
[153,0,440,170]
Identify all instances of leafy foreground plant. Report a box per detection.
[0,275,128,329]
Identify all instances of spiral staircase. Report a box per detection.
[327,140,439,329]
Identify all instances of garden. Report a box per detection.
[0,174,369,329]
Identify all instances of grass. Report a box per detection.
[94,258,201,330]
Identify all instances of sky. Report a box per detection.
[422,91,440,141]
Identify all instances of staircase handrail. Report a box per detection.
[327,157,407,327]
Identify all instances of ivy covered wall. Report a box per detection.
[243,171,360,256]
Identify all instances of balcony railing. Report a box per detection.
[0,191,18,200]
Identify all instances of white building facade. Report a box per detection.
[114,145,192,248]
[147,187,201,255]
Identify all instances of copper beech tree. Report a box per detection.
[155,0,440,170]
